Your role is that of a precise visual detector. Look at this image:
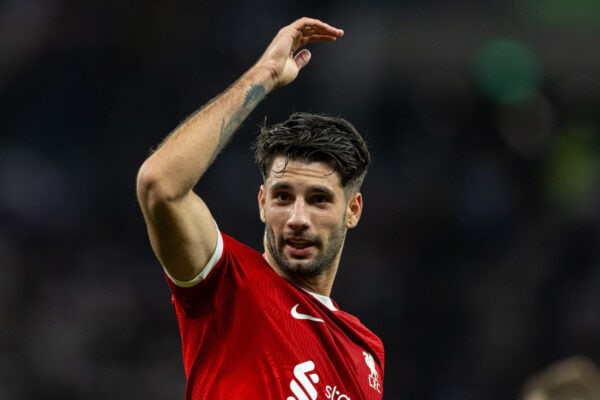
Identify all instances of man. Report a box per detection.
[136,17,384,399]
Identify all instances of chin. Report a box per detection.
[283,258,327,278]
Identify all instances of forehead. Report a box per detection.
[266,156,341,188]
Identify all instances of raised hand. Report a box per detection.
[257,17,344,88]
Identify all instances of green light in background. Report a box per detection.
[544,125,600,212]
[512,0,600,29]
[473,38,543,105]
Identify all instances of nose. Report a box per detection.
[287,198,309,232]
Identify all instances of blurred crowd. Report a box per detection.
[1,1,599,399]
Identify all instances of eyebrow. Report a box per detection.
[269,182,287,191]
[269,182,336,197]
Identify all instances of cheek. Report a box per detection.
[263,207,286,226]
[317,212,346,232]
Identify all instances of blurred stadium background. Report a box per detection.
[1,1,599,399]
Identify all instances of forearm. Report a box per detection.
[137,17,343,205]
[137,65,275,203]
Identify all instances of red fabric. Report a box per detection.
[167,233,384,400]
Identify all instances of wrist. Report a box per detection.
[245,61,279,94]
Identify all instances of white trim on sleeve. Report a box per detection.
[165,228,224,288]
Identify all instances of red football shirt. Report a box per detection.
[167,231,385,400]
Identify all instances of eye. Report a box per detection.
[274,191,292,202]
[310,194,329,204]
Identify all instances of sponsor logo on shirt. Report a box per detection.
[325,385,351,399]
[287,361,319,400]
[287,360,351,400]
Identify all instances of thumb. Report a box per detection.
[294,49,312,70]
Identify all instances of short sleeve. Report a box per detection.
[165,227,224,288]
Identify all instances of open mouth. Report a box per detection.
[283,237,317,257]
[285,239,314,249]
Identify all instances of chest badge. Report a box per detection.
[363,352,382,393]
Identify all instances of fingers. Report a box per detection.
[291,17,344,39]
[288,17,344,49]
[302,34,341,44]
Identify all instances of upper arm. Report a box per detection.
[137,173,219,283]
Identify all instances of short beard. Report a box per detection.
[265,223,347,278]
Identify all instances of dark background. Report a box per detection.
[1,1,600,399]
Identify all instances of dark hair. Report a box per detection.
[252,112,370,193]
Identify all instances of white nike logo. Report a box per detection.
[291,304,324,323]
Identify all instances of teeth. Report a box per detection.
[287,239,310,249]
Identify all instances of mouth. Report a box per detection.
[286,238,313,248]
[284,237,317,257]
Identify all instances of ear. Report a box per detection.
[346,192,363,229]
[258,185,266,223]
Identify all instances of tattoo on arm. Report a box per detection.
[243,84,266,109]
[213,84,266,159]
